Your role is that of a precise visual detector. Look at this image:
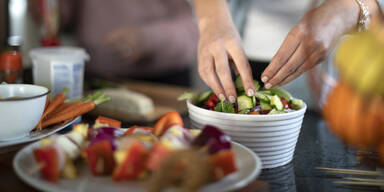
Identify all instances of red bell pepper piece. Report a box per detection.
[146,143,172,171]
[95,116,122,128]
[84,140,115,176]
[33,147,59,183]
[209,149,237,180]
[153,112,183,137]
[280,98,290,109]
[113,141,149,181]
[125,126,153,135]
[248,111,260,115]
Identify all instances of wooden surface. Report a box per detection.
[89,80,192,123]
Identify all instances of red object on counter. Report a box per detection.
[41,36,60,47]
[0,51,23,83]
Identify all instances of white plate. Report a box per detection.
[0,117,79,148]
[13,141,262,192]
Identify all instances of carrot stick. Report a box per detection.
[47,101,82,119]
[42,88,69,119]
[41,102,95,128]
[41,94,110,128]
[44,95,50,112]
[34,95,51,131]
[35,88,68,130]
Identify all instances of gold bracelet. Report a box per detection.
[355,0,371,31]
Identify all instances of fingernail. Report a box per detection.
[219,94,226,101]
[265,83,272,89]
[261,76,268,83]
[247,89,254,96]
[229,96,236,103]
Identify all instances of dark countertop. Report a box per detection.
[0,111,381,192]
[256,111,381,192]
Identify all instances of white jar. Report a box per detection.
[30,47,90,99]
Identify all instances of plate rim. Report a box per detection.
[13,141,262,192]
[0,117,79,148]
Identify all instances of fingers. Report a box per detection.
[261,29,301,84]
[226,44,255,96]
[264,42,310,88]
[198,53,226,101]
[276,49,323,86]
[213,49,237,102]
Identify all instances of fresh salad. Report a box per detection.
[179,76,304,115]
[32,113,237,192]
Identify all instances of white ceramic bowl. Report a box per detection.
[0,84,49,141]
[187,100,306,169]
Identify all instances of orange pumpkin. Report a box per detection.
[323,81,384,148]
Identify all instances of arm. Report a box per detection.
[193,0,255,103]
[261,0,384,89]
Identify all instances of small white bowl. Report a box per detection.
[0,84,49,141]
[187,100,307,169]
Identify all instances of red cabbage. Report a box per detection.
[88,127,125,150]
[192,125,231,154]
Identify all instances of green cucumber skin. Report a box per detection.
[270,95,283,111]
[235,75,261,92]
[255,91,270,102]
[270,88,292,101]
[197,91,213,103]
[260,100,272,110]
[237,95,254,111]
[290,99,304,110]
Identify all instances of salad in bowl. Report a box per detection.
[179,76,304,115]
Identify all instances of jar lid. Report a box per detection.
[29,47,90,62]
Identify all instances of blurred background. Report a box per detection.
[0,0,333,111]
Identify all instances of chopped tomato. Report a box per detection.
[280,98,290,109]
[84,140,115,176]
[248,111,260,115]
[113,141,149,181]
[95,116,122,128]
[33,147,59,183]
[146,143,172,171]
[260,110,271,114]
[153,112,183,136]
[125,126,153,135]
[204,94,218,109]
[209,150,237,180]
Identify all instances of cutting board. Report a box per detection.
[88,80,193,123]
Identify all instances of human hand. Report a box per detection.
[261,0,362,89]
[104,27,143,63]
[195,1,254,103]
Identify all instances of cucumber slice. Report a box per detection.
[237,95,254,111]
[290,99,304,110]
[270,95,283,111]
[235,76,244,92]
[260,100,272,110]
[268,109,287,114]
[197,91,213,103]
[235,76,261,92]
[255,91,270,101]
[270,87,292,101]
